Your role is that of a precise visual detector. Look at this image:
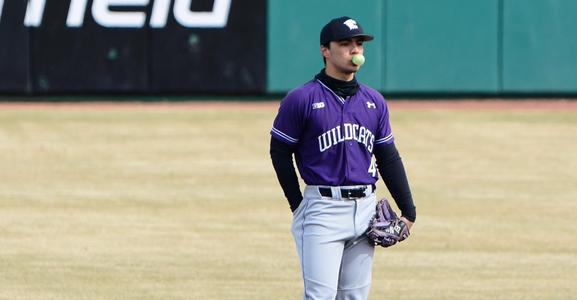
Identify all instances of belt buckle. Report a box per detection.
[343,186,367,199]
[342,189,353,199]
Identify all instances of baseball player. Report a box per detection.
[269,16,416,299]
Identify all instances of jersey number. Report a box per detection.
[368,160,377,177]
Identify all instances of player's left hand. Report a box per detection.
[400,216,414,230]
[366,198,411,247]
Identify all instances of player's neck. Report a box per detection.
[316,69,359,98]
[325,66,355,81]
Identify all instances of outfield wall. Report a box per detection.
[1,0,577,95]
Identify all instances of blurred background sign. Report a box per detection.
[0,0,265,94]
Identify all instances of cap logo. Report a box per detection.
[343,19,358,30]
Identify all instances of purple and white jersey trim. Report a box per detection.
[375,133,394,145]
[317,80,346,104]
[271,127,299,144]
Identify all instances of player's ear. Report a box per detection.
[320,45,330,60]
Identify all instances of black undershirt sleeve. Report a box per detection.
[269,137,303,212]
[373,142,417,222]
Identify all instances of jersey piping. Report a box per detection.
[271,127,299,144]
[316,79,346,104]
[375,133,394,145]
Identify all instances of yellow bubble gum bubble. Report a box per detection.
[352,54,365,66]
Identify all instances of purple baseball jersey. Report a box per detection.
[271,79,394,186]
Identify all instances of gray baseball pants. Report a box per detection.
[292,185,377,300]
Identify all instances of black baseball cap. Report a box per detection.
[320,16,374,45]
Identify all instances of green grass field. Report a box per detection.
[1,102,576,300]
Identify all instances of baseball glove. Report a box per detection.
[366,198,410,247]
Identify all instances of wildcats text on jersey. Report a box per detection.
[318,123,375,153]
